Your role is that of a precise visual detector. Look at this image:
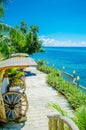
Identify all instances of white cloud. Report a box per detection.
[39,36,86,47]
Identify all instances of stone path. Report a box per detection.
[0,67,73,130]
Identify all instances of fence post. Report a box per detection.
[73,70,76,78]
[47,115,54,130]
[62,66,65,72]
[76,76,80,87]
[58,118,64,130]
[61,66,65,77]
[47,114,58,130]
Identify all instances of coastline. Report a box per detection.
[31,47,86,88]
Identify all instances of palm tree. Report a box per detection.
[0,0,10,17]
[0,0,25,58]
[0,23,26,58]
[0,1,42,57]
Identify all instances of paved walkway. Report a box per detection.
[0,67,73,130]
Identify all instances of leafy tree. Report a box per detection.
[20,20,28,34]
[9,22,42,55]
[0,1,26,58]
[0,0,42,57]
[0,34,12,58]
[0,0,10,18]
[25,25,42,54]
[0,23,26,58]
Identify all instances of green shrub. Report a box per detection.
[73,106,86,130]
[37,59,86,109]
[8,68,18,77]
[8,68,24,78]
[37,60,60,75]
[47,74,86,109]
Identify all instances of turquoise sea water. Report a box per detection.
[31,47,86,88]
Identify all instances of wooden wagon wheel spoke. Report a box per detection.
[14,108,23,117]
[12,94,14,102]
[13,95,19,103]
[3,98,10,105]
[6,95,11,104]
[12,110,15,119]
[14,95,21,104]
[4,101,9,105]
[5,104,10,109]
[4,103,9,107]
[15,106,25,111]
[16,104,27,107]
[21,99,26,103]
[11,111,14,119]
[3,91,28,121]
[7,110,11,118]
[14,109,18,117]
[6,109,10,114]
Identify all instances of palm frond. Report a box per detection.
[48,103,68,116]
[0,23,26,42]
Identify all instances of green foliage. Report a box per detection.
[0,52,4,60]
[0,1,42,57]
[8,68,25,88]
[37,60,60,75]
[24,25,42,54]
[37,61,86,110]
[8,22,42,55]
[8,68,24,78]
[0,21,42,57]
[0,35,12,58]
[0,0,10,18]
[20,20,28,34]
[47,74,86,109]
[0,4,4,17]
[48,103,68,116]
[9,77,24,87]
[8,68,18,77]
[73,106,86,130]
[37,59,45,66]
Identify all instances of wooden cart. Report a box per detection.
[0,57,37,122]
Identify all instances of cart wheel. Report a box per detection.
[2,91,28,121]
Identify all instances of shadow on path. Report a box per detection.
[25,71,36,77]
[0,122,25,130]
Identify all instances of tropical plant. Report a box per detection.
[0,0,42,57]
[8,21,42,55]
[73,106,86,130]
[0,34,12,58]
[8,68,24,78]
[0,0,10,18]
[47,75,86,109]
[37,60,60,75]
[48,103,68,116]
[20,20,28,34]
[37,59,45,66]
[24,25,42,54]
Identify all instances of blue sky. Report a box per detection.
[2,0,86,46]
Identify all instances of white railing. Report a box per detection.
[47,114,79,130]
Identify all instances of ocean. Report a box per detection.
[31,47,86,88]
